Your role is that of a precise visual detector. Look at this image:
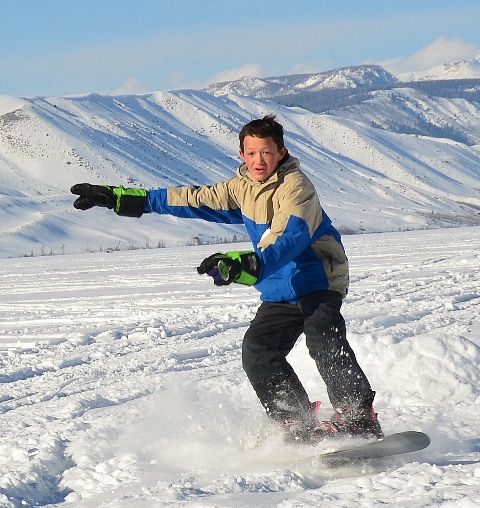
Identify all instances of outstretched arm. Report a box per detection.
[71,181,244,224]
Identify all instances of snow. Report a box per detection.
[1,226,479,507]
[205,65,398,97]
[400,55,480,82]
[1,76,479,259]
[1,56,480,505]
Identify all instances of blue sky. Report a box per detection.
[1,0,479,97]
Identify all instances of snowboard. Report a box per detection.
[318,431,430,466]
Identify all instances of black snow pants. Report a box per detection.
[242,290,375,422]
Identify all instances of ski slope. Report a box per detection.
[0,226,479,507]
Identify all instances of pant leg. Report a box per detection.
[242,301,310,422]
[299,291,376,411]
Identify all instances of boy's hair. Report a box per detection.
[239,115,285,151]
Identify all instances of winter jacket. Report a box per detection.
[145,155,349,302]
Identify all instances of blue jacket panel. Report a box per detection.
[145,156,349,302]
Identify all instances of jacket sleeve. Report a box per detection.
[145,180,244,224]
[255,171,331,280]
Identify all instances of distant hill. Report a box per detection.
[205,65,398,97]
[399,55,480,81]
[0,61,479,258]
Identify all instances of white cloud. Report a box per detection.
[111,78,149,96]
[288,59,336,76]
[205,64,266,86]
[380,37,480,76]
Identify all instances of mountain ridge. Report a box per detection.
[205,64,398,98]
[399,55,480,81]
[205,56,480,99]
[0,61,479,258]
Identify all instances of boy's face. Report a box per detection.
[240,135,287,182]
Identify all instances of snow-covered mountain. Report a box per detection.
[205,65,398,98]
[400,55,480,82]
[1,62,480,258]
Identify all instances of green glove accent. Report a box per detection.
[111,186,147,217]
[197,250,260,286]
[224,250,259,285]
[71,183,147,217]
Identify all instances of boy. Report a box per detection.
[71,115,383,442]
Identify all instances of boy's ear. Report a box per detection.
[239,150,246,162]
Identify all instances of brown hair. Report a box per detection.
[239,115,285,151]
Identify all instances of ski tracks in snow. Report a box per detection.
[0,247,258,506]
[0,229,479,506]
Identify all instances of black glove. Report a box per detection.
[197,251,259,286]
[71,183,147,217]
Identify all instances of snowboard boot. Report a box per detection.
[282,402,383,443]
[282,401,340,444]
[330,404,384,439]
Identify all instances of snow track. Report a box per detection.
[0,228,479,506]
